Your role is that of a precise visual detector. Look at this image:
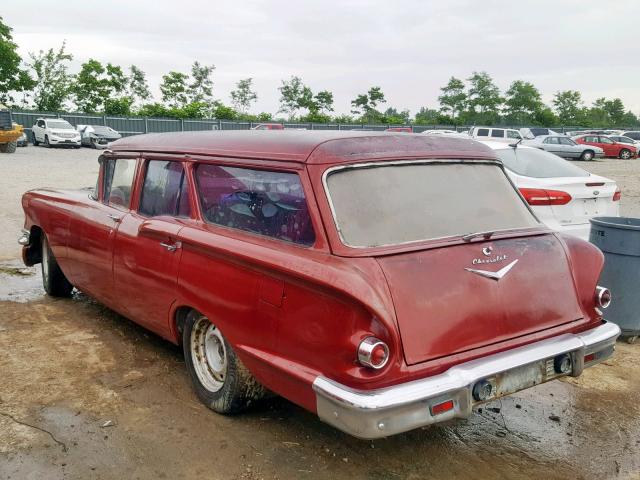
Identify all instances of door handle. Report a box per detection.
[107,214,121,223]
[160,241,181,252]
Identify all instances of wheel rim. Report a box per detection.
[190,316,227,392]
[621,150,630,159]
[41,238,49,285]
[584,152,593,160]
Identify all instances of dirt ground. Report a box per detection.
[1,146,639,480]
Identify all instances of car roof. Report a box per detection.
[108,130,496,164]
[477,140,536,150]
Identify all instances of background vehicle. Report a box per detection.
[251,123,284,130]
[469,126,523,143]
[31,118,81,148]
[17,132,29,147]
[77,124,122,149]
[385,127,412,132]
[573,134,637,159]
[608,135,640,150]
[0,105,24,154]
[481,141,620,240]
[523,135,603,161]
[519,127,561,139]
[620,131,640,141]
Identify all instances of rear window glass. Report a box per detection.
[325,162,539,248]
[195,165,315,246]
[476,128,489,136]
[491,129,505,138]
[139,160,191,217]
[495,147,589,178]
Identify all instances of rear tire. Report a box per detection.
[41,234,73,297]
[183,311,266,414]
[0,141,17,153]
[619,149,631,159]
[44,135,51,148]
[580,150,594,161]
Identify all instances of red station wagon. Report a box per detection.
[19,131,620,439]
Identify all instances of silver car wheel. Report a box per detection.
[620,149,631,159]
[190,316,227,393]
[583,151,593,161]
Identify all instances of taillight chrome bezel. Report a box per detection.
[357,336,390,370]
[595,286,612,309]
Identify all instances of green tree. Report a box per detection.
[230,77,257,113]
[211,101,237,120]
[503,80,545,124]
[160,71,189,108]
[604,98,625,126]
[71,59,127,113]
[278,76,305,118]
[0,16,35,104]
[187,61,215,104]
[437,77,466,122]
[414,107,441,125]
[350,86,387,121]
[127,65,151,104]
[553,90,583,125]
[466,71,502,123]
[28,42,73,111]
[383,107,411,124]
[314,90,334,114]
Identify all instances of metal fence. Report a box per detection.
[11,109,618,139]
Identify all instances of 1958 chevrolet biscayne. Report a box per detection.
[19,131,620,439]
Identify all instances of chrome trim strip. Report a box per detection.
[313,322,620,439]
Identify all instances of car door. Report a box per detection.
[113,158,192,337]
[558,137,580,158]
[542,137,563,156]
[597,136,616,156]
[66,157,139,306]
[33,119,45,142]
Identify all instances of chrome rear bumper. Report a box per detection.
[313,322,620,439]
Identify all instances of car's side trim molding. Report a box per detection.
[312,322,620,439]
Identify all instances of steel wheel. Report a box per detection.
[190,316,228,393]
[582,151,593,161]
[620,149,631,159]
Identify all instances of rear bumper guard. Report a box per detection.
[312,322,620,439]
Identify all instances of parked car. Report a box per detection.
[519,127,561,139]
[385,127,412,133]
[251,123,284,130]
[573,134,637,159]
[31,118,81,148]
[76,124,122,149]
[480,141,620,240]
[608,135,640,150]
[468,126,523,142]
[17,131,29,147]
[523,135,604,161]
[19,131,620,439]
[620,131,640,141]
[421,129,461,135]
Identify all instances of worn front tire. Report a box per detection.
[0,141,17,153]
[183,311,265,414]
[41,234,73,297]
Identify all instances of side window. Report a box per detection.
[104,158,137,208]
[559,137,573,145]
[491,129,505,138]
[506,130,521,139]
[139,160,191,217]
[599,137,614,144]
[476,128,489,137]
[584,136,597,143]
[548,137,560,144]
[195,164,315,246]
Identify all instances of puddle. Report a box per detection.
[0,260,44,302]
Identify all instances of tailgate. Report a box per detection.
[376,234,583,365]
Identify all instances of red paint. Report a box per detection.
[431,400,455,415]
[20,132,607,415]
[574,135,637,158]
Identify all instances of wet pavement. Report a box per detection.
[0,261,639,480]
[1,149,640,479]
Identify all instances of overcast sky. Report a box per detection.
[3,0,640,115]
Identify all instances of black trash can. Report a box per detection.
[590,216,640,343]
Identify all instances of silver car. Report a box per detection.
[522,135,604,161]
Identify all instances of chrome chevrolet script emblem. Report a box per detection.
[466,247,518,280]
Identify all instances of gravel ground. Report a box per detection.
[0,145,639,480]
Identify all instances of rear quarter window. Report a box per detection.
[495,147,589,178]
[195,164,315,246]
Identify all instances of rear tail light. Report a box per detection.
[595,286,612,309]
[519,188,572,206]
[613,189,621,202]
[357,337,389,369]
[430,400,455,415]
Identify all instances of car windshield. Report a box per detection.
[91,126,116,135]
[325,161,539,248]
[47,120,74,129]
[495,147,589,178]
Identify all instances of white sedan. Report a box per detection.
[480,141,620,240]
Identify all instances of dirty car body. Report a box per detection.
[19,131,620,439]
